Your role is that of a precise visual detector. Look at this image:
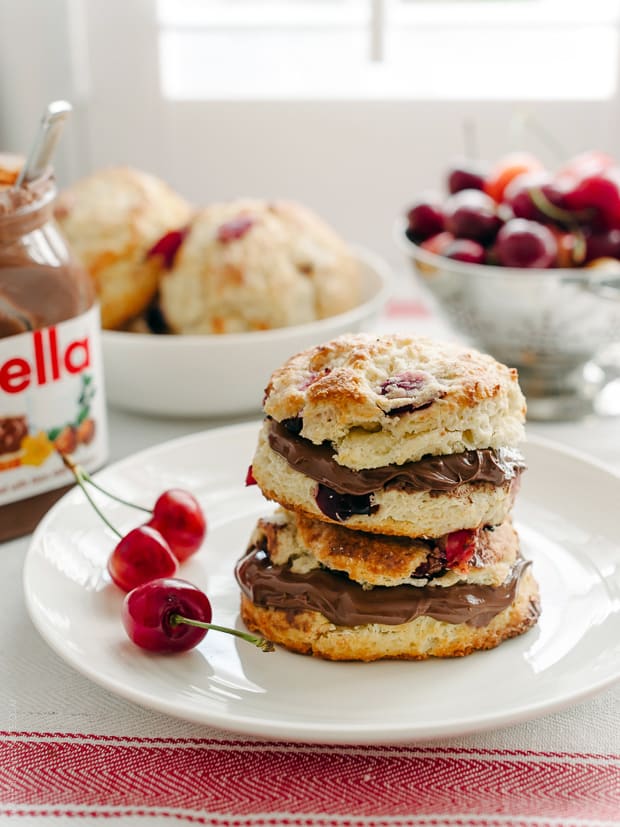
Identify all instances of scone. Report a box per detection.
[240,333,538,661]
[251,333,527,537]
[159,199,362,334]
[236,509,540,662]
[55,166,192,329]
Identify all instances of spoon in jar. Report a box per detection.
[14,100,72,188]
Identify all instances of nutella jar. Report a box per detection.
[0,156,108,540]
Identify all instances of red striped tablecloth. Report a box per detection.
[3,733,619,826]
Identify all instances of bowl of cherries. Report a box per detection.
[397,150,620,420]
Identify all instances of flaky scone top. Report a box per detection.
[263,333,526,469]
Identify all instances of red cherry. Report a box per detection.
[217,215,255,243]
[146,228,188,269]
[149,489,207,563]
[444,189,501,243]
[122,578,212,653]
[122,577,274,653]
[420,231,455,256]
[245,465,258,486]
[447,160,488,194]
[443,239,486,264]
[495,218,558,268]
[108,525,179,593]
[503,171,553,221]
[584,228,620,263]
[405,198,445,241]
[445,529,477,569]
[563,170,620,229]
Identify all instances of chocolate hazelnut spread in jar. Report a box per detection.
[0,155,108,540]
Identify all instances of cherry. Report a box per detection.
[443,239,486,264]
[420,231,455,256]
[381,371,428,397]
[217,215,255,243]
[495,218,558,268]
[503,171,553,222]
[122,578,274,653]
[444,189,501,243]
[584,228,620,263]
[447,160,488,194]
[245,465,258,486]
[148,489,206,563]
[315,484,375,522]
[563,169,620,229]
[146,228,188,269]
[444,529,477,569]
[109,525,179,592]
[484,152,543,203]
[405,197,445,241]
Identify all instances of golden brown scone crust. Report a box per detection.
[262,333,526,468]
[55,166,192,329]
[240,567,540,662]
[251,509,518,588]
[252,425,518,538]
[159,199,361,334]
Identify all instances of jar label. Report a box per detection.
[0,305,108,506]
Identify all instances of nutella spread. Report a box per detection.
[0,157,107,541]
[268,419,525,496]
[236,546,530,628]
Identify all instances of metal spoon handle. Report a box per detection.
[15,100,72,187]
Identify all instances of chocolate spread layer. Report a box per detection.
[236,547,530,628]
[268,419,525,496]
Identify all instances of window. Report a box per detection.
[157,0,620,100]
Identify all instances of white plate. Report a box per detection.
[102,247,391,418]
[24,423,620,744]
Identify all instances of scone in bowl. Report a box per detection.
[396,221,620,420]
[102,246,392,418]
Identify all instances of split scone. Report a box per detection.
[251,333,527,537]
[236,509,540,661]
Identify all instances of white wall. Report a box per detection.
[1,0,619,269]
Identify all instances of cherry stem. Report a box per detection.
[61,454,122,539]
[169,614,275,652]
[60,452,151,514]
[529,187,595,225]
[79,471,151,514]
[516,111,568,163]
[571,227,587,265]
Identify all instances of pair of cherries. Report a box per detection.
[64,457,273,655]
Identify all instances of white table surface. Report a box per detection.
[3,281,620,760]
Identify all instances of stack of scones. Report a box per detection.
[235,333,540,661]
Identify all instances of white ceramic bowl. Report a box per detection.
[102,246,392,418]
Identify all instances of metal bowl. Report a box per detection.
[395,221,620,420]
